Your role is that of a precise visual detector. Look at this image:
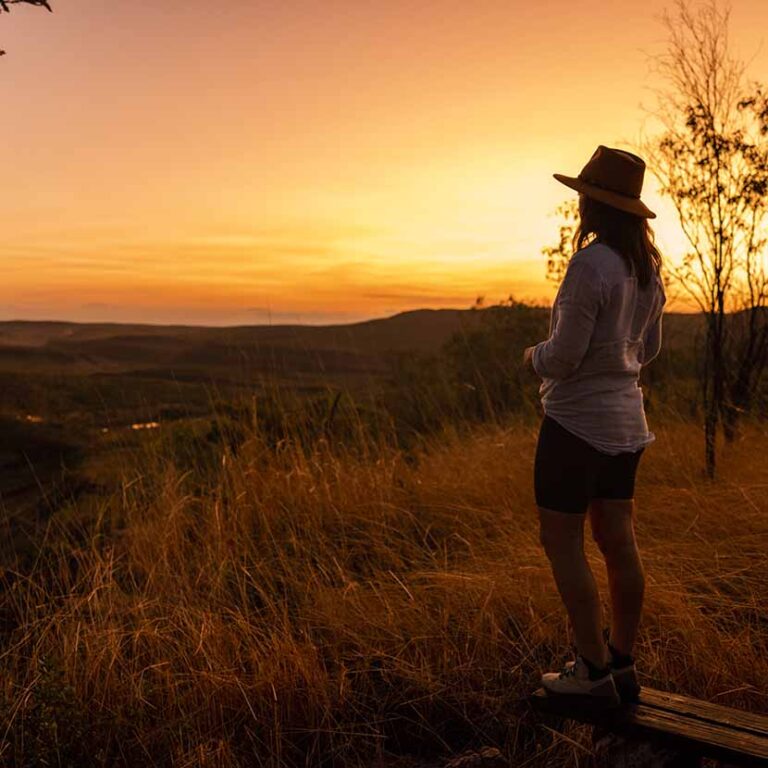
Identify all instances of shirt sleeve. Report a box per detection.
[531,258,604,380]
[640,282,667,367]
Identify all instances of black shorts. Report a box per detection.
[534,414,645,515]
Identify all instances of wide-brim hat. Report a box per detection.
[553,145,656,219]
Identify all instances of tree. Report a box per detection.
[642,0,768,478]
[0,0,52,56]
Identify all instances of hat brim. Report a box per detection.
[553,173,656,219]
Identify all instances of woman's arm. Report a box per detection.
[639,288,667,366]
[531,258,604,380]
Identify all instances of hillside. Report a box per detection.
[0,308,702,380]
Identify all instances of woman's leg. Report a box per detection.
[588,498,645,657]
[538,506,608,669]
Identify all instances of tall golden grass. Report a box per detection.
[1,407,767,767]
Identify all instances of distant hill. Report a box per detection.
[0,309,482,351]
[0,307,703,381]
[0,310,480,378]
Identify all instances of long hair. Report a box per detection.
[572,195,663,288]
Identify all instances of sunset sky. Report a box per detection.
[3,0,768,326]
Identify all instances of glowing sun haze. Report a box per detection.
[3,0,768,325]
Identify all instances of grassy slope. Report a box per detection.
[1,413,766,767]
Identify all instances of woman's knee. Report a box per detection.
[593,528,636,558]
[589,498,637,558]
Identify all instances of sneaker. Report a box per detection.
[610,661,641,703]
[602,628,641,703]
[541,655,621,707]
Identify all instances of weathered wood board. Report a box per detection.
[529,687,768,767]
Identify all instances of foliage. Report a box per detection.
[540,199,579,285]
[379,298,549,444]
[440,298,548,421]
[4,653,94,768]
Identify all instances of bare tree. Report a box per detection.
[642,0,768,478]
[0,0,52,56]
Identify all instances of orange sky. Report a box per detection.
[2,0,768,325]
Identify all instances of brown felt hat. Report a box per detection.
[553,145,656,219]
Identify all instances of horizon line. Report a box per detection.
[0,304,706,329]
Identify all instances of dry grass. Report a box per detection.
[1,413,767,767]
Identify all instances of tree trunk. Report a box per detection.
[702,312,720,480]
[704,403,717,479]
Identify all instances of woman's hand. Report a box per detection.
[523,345,536,370]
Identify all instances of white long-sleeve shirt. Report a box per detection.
[532,241,666,455]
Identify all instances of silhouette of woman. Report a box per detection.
[523,146,666,705]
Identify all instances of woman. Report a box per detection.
[523,145,666,706]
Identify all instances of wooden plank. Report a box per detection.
[638,688,768,737]
[529,688,768,767]
[628,705,768,766]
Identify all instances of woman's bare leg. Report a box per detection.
[589,498,645,657]
[538,506,608,668]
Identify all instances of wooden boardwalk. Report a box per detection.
[529,687,768,766]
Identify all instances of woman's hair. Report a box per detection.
[572,195,663,288]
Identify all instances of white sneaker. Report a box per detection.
[541,655,621,707]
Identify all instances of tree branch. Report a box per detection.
[0,0,52,56]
